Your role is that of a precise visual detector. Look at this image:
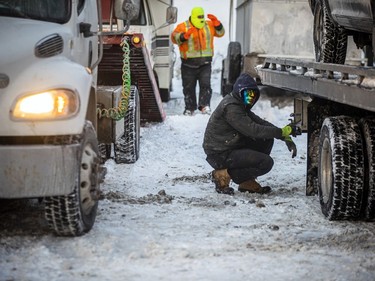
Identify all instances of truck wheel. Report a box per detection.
[227,41,242,84]
[220,60,232,97]
[313,0,347,64]
[221,42,242,96]
[306,129,320,195]
[159,88,170,102]
[114,86,140,163]
[359,118,375,220]
[154,70,170,102]
[99,143,111,162]
[44,121,100,236]
[318,116,364,220]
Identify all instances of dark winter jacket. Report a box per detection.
[203,73,283,155]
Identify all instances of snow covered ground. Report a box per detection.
[1,1,375,280]
[1,64,375,281]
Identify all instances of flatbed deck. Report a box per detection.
[258,57,375,113]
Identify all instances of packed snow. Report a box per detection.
[1,1,375,280]
[1,61,375,281]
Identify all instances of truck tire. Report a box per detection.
[44,121,100,236]
[221,42,242,96]
[359,118,375,220]
[159,88,170,102]
[154,70,170,102]
[318,116,364,220]
[313,0,347,64]
[227,42,242,85]
[306,129,320,195]
[220,60,233,97]
[99,143,111,162]
[114,86,140,163]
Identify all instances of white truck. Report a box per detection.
[223,0,375,221]
[0,0,176,236]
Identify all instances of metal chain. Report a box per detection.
[97,36,131,121]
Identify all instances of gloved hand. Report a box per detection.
[207,14,221,27]
[183,27,196,40]
[284,136,297,158]
[281,125,292,138]
[281,124,299,139]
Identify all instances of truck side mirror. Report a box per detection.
[166,6,177,24]
[80,22,94,38]
[114,0,140,21]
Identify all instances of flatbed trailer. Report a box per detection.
[259,57,375,112]
[258,57,375,221]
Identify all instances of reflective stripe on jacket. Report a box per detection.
[171,20,225,60]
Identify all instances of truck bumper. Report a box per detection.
[0,144,80,198]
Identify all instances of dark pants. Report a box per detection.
[181,63,212,111]
[206,139,274,184]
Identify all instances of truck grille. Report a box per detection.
[35,34,63,58]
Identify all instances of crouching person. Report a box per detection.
[202,73,297,195]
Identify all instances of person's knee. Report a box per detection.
[262,156,274,173]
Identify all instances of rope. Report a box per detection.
[97,36,131,121]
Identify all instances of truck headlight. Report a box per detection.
[11,89,79,120]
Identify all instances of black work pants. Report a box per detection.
[206,139,274,184]
[181,63,212,111]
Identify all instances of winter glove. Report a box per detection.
[284,136,297,158]
[281,125,292,138]
[281,124,299,139]
[207,14,221,27]
[183,27,196,40]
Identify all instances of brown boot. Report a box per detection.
[212,169,234,195]
[238,179,271,194]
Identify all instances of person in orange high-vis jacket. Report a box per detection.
[171,7,225,116]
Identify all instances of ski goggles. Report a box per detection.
[241,89,257,105]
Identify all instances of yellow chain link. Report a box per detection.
[97,36,131,121]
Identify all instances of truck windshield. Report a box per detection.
[0,0,70,24]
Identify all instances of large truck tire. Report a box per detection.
[154,70,170,102]
[227,42,242,85]
[313,0,347,64]
[318,116,364,220]
[306,129,320,195]
[221,41,242,96]
[99,143,111,162]
[159,88,170,103]
[220,60,233,97]
[44,121,100,236]
[359,118,375,220]
[114,86,140,164]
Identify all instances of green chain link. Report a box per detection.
[97,36,131,121]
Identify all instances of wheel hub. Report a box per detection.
[80,144,98,215]
[320,138,333,204]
